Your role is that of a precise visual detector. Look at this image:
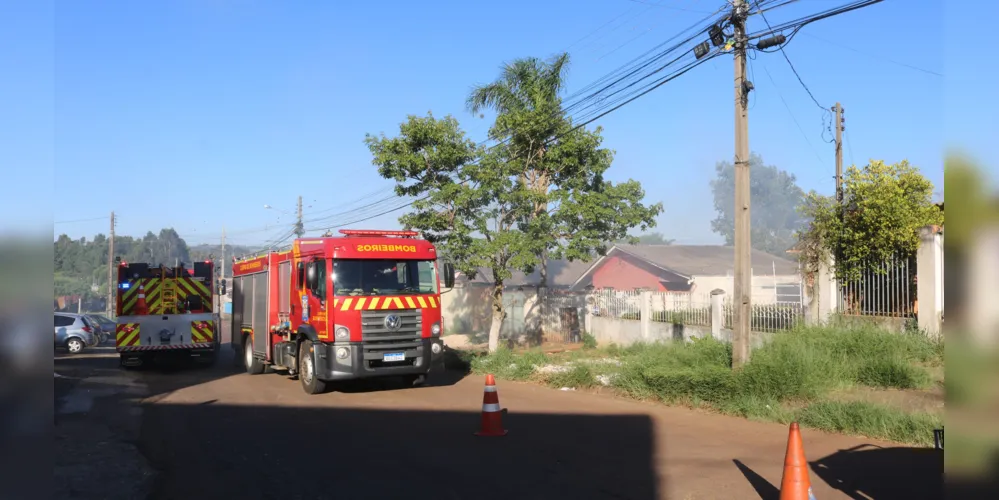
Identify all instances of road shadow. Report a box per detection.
[55,341,470,401]
[733,459,778,500]
[810,444,942,499]
[140,403,659,500]
[733,444,942,500]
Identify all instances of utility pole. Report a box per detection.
[834,102,844,202]
[295,195,304,238]
[732,0,752,368]
[107,211,116,317]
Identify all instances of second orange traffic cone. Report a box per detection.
[779,422,816,500]
[474,374,508,436]
[135,282,148,315]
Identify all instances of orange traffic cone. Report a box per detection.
[474,374,508,436]
[135,282,148,315]
[779,422,816,500]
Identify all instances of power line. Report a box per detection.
[618,0,718,14]
[305,197,428,234]
[761,63,825,165]
[753,0,825,112]
[799,32,942,77]
[844,127,856,167]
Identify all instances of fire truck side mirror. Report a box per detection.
[443,262,455,289]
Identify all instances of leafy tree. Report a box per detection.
[53,228,197,305]
[796,159,943,281]
[366,110,658,352]
[710,153,805,255]
[466,52,662,285]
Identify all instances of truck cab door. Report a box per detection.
[303,258,329,340]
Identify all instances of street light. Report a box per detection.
[263,204,292,216]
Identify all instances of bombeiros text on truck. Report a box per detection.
[229,229,455,394]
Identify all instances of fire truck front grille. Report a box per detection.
[360,309,422,351]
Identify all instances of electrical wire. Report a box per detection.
[563,3,730,110]
[305,197,428,234]
[753,0,825,112]
[747,0,884,41]
[761,63,825,165]
[844,127,856,167]
[253,0,867,240]
[799,32,942,77]
[619,0,718,14]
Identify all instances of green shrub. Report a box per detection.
[545,364,596,389]
[640,364,736,404]
[795,401,941,446]
[469,347,548,380]
[855,357,932,389]
[582,332,598,349]
[737,338,843,402]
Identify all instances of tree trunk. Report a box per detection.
[488,281,505,353]
[539,248,548,288]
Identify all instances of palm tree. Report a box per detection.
[466,52,571,287]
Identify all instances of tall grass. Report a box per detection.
[467,325,943,445]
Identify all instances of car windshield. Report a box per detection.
[333,259,438,296]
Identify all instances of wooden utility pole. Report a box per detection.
[107,211,116,317]
[834,102,844,202]
[295,195,304,238]
[732,0,752,368]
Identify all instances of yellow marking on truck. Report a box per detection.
[341,298,354,311]
[417,297,428,308]
[429,297,438,308]
[116,323,140,347]
[368,297,380,309]
[190,322,208,343]
[405,297,416,309]
[333,299,339,309]
[354,298,367,311]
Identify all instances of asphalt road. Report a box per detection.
[54,333,942,499]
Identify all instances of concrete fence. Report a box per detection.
[438,225,945,346]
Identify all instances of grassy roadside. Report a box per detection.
[457,326,944,446]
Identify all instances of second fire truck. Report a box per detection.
[230,229,455,394]
[115,259,221,367]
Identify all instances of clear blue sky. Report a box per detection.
[5,1,990,246]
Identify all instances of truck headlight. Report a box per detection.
[431,322,441,336]
[336,347,349,359]
[335,326,349,340]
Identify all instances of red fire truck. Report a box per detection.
[230,230,455,394]
[115,259,221,367]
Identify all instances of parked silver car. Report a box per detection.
[86,314,116,344]
[54,312,99,354]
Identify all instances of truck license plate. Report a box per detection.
[383,352,405,362]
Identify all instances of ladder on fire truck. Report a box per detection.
[160,274,178,314]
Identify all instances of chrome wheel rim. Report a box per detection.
[301,349,314,386]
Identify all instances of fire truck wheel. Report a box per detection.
[299,340,327,395]
[244,336,265,375]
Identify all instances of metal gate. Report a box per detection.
[539,288,585,344]
[501,290,526,341]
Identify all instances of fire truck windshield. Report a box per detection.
[332,259,439,296]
